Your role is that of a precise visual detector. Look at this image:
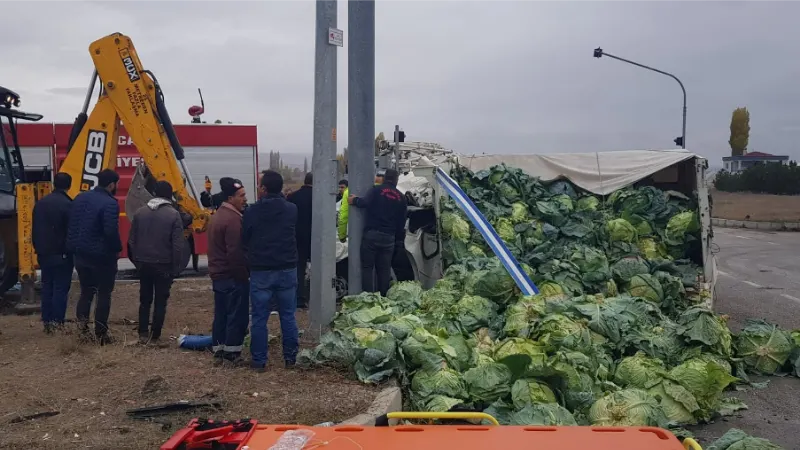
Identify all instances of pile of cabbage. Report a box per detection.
[298,164,800,434]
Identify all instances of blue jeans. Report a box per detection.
[39,254,74,325]
[250,268,298,367]
[212,279,250,359]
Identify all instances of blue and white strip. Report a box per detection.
[435,167,539,295]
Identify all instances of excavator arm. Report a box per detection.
[59,33,209,235]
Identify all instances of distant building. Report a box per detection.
[722,151,789,174]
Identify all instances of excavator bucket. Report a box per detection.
[126,162,156,219]
[127,163,192,271]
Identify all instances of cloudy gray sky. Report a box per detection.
[5,1,799,166]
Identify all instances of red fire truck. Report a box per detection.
[14,122,259,259]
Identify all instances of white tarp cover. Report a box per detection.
[454,149,699,195]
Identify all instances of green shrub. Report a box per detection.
[715,161,800,195]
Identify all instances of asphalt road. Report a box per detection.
[689,227,800,449]
[713,228,800,331]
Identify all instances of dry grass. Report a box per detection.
[711,190,800,222]
[0,279,380,449]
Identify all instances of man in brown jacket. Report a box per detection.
[128,181,186,346]
[207,179,250,365]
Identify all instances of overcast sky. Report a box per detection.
[5,1,799,166]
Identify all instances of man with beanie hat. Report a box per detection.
[347,168,407,296]
[208,178,250,365]
[128,180,187,346]
[202,177,237,210]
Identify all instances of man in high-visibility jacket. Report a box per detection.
[337,180,348,241]
[338,173,384,242]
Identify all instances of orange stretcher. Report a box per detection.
[161,412,704,450]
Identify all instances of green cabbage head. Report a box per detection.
[589,389,667,427]
[613,352,667,389]
[352,328,396,355]
[511,378,557,409]
[511,202,531,224]
[538,282,569,301]
[495,337,548,369]
[611,256,650,283]
[707,428,784,450]
[606,218,638,243]
[411,365,468,400]
[533,314,593,352]
[503,295,546,338]
[638,238,669,260]
[456,295,497,333]
[735,319,794,374]
[441,212,471,242]
[423,395,463,413]
[668,357,737,417]
[493,217,516,244]
[468,245,486,257]
[463,362,513,402]
[677,306,733,358]
[665,211,700,245]
[647,379,701,425]
[626,274,664,304]
[577,196,600,211]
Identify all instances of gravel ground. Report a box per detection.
[0,279,379,450]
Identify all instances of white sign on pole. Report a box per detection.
[328,28,343,47]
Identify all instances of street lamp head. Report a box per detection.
[593,47,604,58]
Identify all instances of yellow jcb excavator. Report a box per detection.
[0,32,210,303]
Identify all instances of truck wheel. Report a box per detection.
[335,258,349,301]
[334,276,348,301]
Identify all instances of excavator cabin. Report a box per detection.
[0,85,49,301]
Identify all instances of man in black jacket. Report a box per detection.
[242,170,299,370]
[288,172,312,309]
[348,168,408,296]
[32,172,74,334]
[66,169,122,345]
[128,181,186,346]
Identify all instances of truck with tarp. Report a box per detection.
[396,146,716,308]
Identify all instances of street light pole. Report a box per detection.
[593,47,686,149]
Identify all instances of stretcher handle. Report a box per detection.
[683,438,702,450]
[375,412,500,426]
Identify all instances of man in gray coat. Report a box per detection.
[128,181,186,346]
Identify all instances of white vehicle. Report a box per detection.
[395,143,718,308]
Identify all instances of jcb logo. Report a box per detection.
[119,48,140,82]
[80,130,108,191]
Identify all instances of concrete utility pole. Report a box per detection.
[347,0,376,296]
[309,0,340,336]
